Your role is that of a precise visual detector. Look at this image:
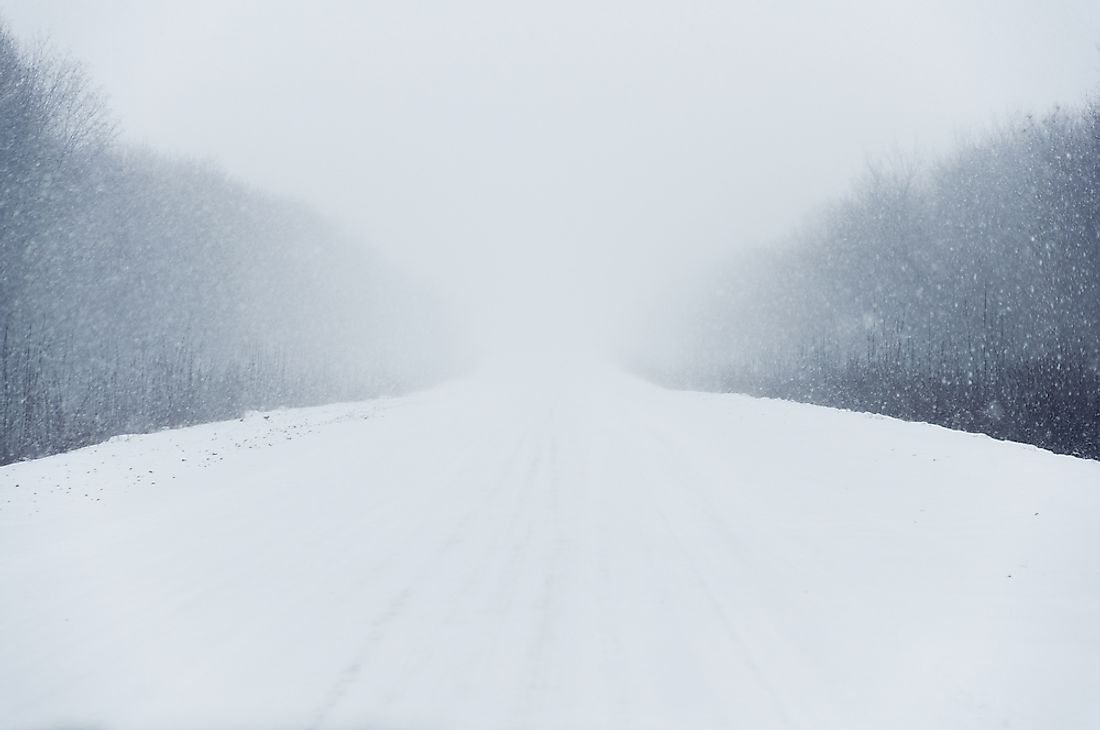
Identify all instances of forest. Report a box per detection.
[656,96,1100,459]
[3,13,1098,465]
[0,23,451,464]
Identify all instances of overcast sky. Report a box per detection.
[5,0,1099,350]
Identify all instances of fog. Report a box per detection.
[6,0,1099,354]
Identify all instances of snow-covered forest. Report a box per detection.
[0,22,453,465]
[1,9,1098,465]
[651,100,1100,459]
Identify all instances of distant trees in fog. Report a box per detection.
[0,22,452,464]
[664,98,1100,459]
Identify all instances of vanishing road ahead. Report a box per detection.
[3,359,1099,729]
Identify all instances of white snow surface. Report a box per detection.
[2,357,1099,730]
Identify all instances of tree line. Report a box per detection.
[0,21,454,464]
[654,93,1100,459]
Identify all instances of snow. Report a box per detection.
[2,357,1099,729]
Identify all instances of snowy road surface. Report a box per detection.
[2,359,1099,730]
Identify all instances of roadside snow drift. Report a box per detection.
[2,359,1098,730]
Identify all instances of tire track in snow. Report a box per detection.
[306,427,536,729]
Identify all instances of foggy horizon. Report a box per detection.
[6,0,1099,354]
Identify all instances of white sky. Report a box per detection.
[5,0,1099,352]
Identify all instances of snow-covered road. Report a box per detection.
[3,359,1099,729]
